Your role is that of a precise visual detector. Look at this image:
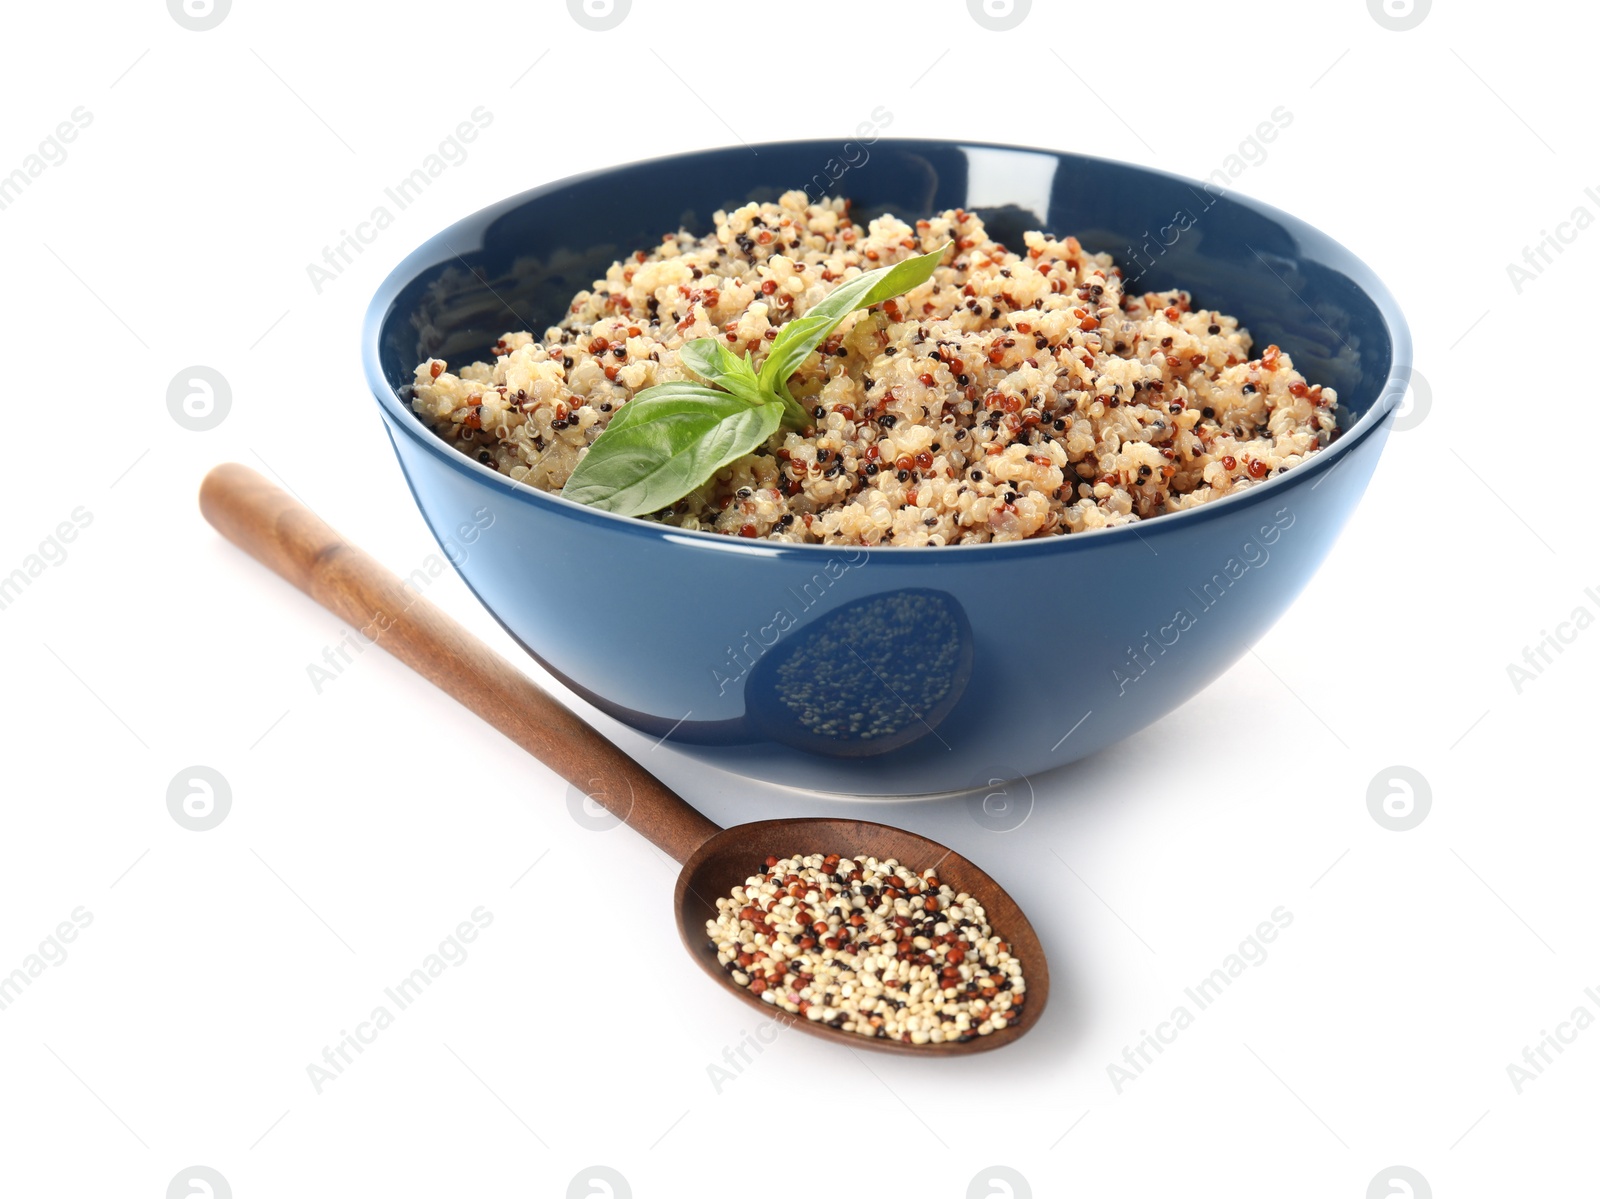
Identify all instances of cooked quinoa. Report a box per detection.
[708,852,1025,1043]
[410,193,1337,545]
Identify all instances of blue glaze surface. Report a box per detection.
[363,139,1410,796]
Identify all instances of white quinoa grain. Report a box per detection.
[707,852,1024,1044]
[412,194,1336,545]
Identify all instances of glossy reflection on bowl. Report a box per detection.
[363,139,1410,796]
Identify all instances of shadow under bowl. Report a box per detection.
[363,138,1411,797]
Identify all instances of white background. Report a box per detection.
[1,0,1593,1195]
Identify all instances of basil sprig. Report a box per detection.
[560,241,951,516]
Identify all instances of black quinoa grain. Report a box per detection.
[420,200,1335,547]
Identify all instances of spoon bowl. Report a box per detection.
[675,818,1047,1056]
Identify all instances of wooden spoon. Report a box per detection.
[199,463,1048,1056]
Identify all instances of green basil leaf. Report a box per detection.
[758,241,950,392]
[678,338,723,381]
[601,382,741,431]
[560,239,951,518]
[561,392,784,516]
[721,344,762,388]
[680,338,766,405]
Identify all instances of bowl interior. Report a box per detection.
[371,139,1401,441]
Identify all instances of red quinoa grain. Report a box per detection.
[411,194,1336,545]
[709,853,1025,1043]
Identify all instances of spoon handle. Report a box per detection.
[198,463,722,863]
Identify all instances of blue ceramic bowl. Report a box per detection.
[363,139,1410,797]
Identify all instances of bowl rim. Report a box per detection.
[362,136,1411,559]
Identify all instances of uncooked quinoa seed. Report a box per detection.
[707,853,1025,1043]
[411,193,1337,545]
